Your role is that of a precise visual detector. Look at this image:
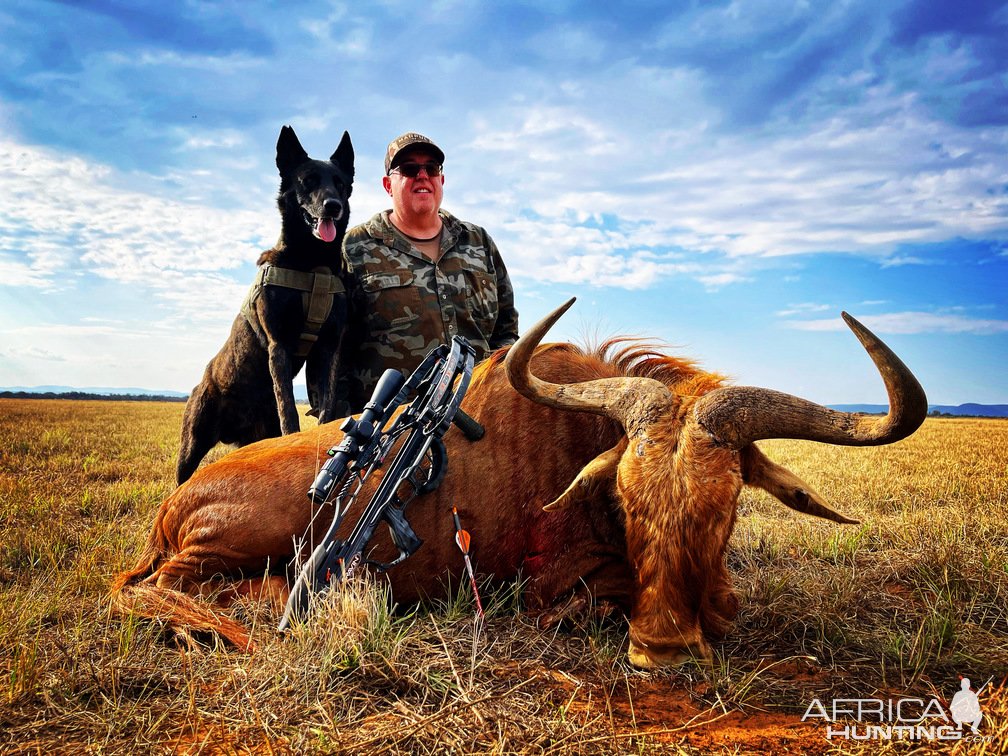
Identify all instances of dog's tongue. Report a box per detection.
[316,218,337,243]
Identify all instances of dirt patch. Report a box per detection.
[486,659,831,755]
[607,678,829,755]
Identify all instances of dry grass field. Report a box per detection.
[1,398,1006,754]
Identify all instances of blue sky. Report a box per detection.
[1,0,1006,405]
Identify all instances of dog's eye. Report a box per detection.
[301,174,319,191]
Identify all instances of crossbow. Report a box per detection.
[278,336,482,631]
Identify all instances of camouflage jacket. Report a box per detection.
[334,209,519,414]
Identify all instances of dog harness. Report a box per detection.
[241,264,346,358]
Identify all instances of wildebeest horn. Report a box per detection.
[693,312,928,449]
[505,298,674,434]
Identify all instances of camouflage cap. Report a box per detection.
[385,132,445,174]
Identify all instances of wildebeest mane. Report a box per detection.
[478,338,727,397]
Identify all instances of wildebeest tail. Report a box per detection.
[109,508,256,651]
[113,583,255,651]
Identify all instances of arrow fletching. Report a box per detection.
[451,506,484,618]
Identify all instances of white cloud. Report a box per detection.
[299,4,374,55]
[776,302,834,317]
[786,311,1008,335]
[0,345,66,362]
[111,49,261,74]
[0,253,53,288]
[697,272,749,290]
[178,130,248,151]
[0,318,233,391]
[454,79,1008,288]
[526,23,607,63]
[0,139,275,312]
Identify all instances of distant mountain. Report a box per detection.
[1,385,188,398]
[0,385,311,402]
[830,403,1008,418]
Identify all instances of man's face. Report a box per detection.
[383,148,445,219]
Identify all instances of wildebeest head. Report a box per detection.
[506,298,927,668]
[275,125,354,245]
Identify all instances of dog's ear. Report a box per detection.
[276,125,310,176]
[331,131,354,177]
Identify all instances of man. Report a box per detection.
[335,132,519,414]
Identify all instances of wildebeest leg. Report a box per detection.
[148,549,232,592]
[177,381,221,485]
[145,531,275,593]
[740,444,858,524]
[217,576,290,611]
[536,589,590,628]
[267,342,301,434]
[537,591,623,629]
[543,439,626,511]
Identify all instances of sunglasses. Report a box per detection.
[391,161,443,178]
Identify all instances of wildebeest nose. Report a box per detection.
[323,198,344,218]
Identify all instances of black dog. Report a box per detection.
[176,126,354,484]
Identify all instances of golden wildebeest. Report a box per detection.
[113,298,926,667]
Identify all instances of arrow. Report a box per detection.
[452,507,484,619]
